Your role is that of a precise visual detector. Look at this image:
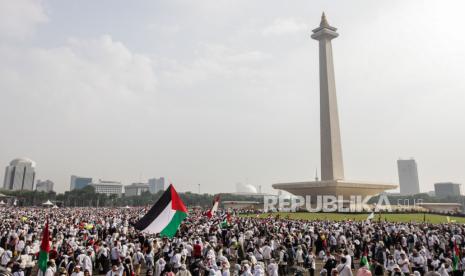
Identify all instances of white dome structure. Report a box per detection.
[236,183,258,194]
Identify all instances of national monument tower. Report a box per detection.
[272,13,397,199]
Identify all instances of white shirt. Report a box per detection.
[267,263,279,276]
[171,253,182,268]
[1,250,12,266]
[82,255,93,275]
[398,257,410,273]
[337,264,353,276]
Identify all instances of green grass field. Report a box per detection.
[243,212,465,224]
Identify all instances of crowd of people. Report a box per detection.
[1,206,465,276]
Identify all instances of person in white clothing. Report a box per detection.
[106,264,124,276]
[336,257,353,276]
[71,265,85,276]
[267,259,279,276]
[44,261,57,276]
[82,251,93,275]
[397,253,410,276]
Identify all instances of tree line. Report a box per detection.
[0,186,263,207]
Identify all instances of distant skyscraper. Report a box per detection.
[3,158,36,191]
[70,175,92,190]
[148,177,165,194]
[434,182,461,198]
[397,159,420,195]
[36,179,54,192]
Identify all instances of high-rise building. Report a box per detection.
[434,182,461,198]
[3,158,36,191]
[89,180,123,197]
[397,159,420,195]
[125,183,150,196]
[70,175,92,190]
[36,179,54,192]
[148,177,165,194]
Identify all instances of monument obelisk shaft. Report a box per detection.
[271,14,397,198]
[311,13,344,181]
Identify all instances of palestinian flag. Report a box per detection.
[38,220,50,274]
[360,248,370,268]
[134,184,187,238]
[220,212,231,228]
[453,241,460,271]
[206,195,220,218]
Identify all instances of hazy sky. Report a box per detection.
[1,0,465,193]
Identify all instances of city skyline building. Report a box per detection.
[125,182,150,196]
[36,179,54,192]
[3,158,36,191]
[89,179,123,197]
[434,182,461,198]
[397,159,420,195]
[70,175,93,190]
[148,177,165,194]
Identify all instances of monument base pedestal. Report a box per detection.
[272,180,397,199]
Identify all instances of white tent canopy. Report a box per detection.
[0,200,5,205]
[52,205,59,209]
[42,200,54,206]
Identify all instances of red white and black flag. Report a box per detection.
[134,184,187,238]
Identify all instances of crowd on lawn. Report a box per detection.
[1,207,465,276]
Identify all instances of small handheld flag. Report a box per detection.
[38,220,50,274]
[453,241,460,271]
[360,248,370,269]
[206,195,220,218]
[134,184,187,238]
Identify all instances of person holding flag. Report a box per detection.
[38,219,52,276]
[206,194,220,218]
[452,240,461,276]
[359,248,370,270]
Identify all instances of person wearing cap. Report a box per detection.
[71,265,84,276]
